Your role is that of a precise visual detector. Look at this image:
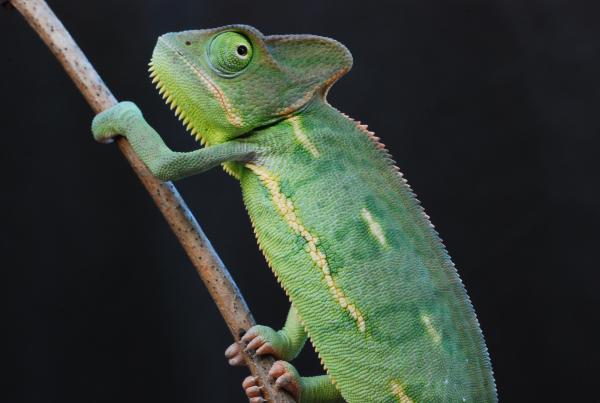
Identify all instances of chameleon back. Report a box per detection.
[238,100,497,402]
[144,24,496,402]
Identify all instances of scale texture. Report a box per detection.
[93,24,497,402]
[239,101,496,402]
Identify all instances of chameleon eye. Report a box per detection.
[208,32,253,75]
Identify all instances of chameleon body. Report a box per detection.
[92,25,496,402]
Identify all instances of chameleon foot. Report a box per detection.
[224,341,245,367]
[239,361,302,403]
[225,325,289,366]
[269,360,302,402]
[91,101,142,143]
[242,325,289,357]
[242,375,268,403]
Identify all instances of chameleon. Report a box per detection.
[91,24,497,402]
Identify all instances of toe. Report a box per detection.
[269,361,287,378]
[225,342,246,366]
[242,376,258,389]
[225,342,241,358]
[228,354,245,367]
[245,385,262,398]
[243,376,265,402]
[275,373,294,389]
[245,336,265,351]
[256,343,277,356]
[241,327,259,343]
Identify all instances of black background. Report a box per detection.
[1,0,599,402]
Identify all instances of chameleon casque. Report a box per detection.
[92,25,497,402]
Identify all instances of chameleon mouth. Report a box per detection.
[147,60,208,146]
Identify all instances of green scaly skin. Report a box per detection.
[92,25,497,402]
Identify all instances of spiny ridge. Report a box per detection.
[342,112,437,232]
[340,111,492,378]
[148,61,207,145]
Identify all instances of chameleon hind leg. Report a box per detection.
[226,305,307,365]
[226,305,343,402]
[243,363,342,403]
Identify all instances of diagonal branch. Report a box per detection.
[7,1,293,401]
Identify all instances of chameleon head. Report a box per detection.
[148,24,353,145]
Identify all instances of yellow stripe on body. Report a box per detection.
[420,313,442,344]
[390,380,415,403]
[246,163,365,332]
[360,207,387,246]
[289,116,320,158]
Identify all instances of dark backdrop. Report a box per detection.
[1,0,598,401]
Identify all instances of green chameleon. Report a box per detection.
[92,25,497,403]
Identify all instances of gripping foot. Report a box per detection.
[91,101,142,143]
[225,324,296,366]
[240,361,302,403]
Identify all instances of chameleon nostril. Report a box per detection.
[185,41,191,46]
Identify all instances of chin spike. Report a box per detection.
[149,66,207,147]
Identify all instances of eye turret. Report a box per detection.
[208,32,253,75]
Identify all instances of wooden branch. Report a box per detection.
[7,1,293,401]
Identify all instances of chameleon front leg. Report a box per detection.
[91,101,260,181]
